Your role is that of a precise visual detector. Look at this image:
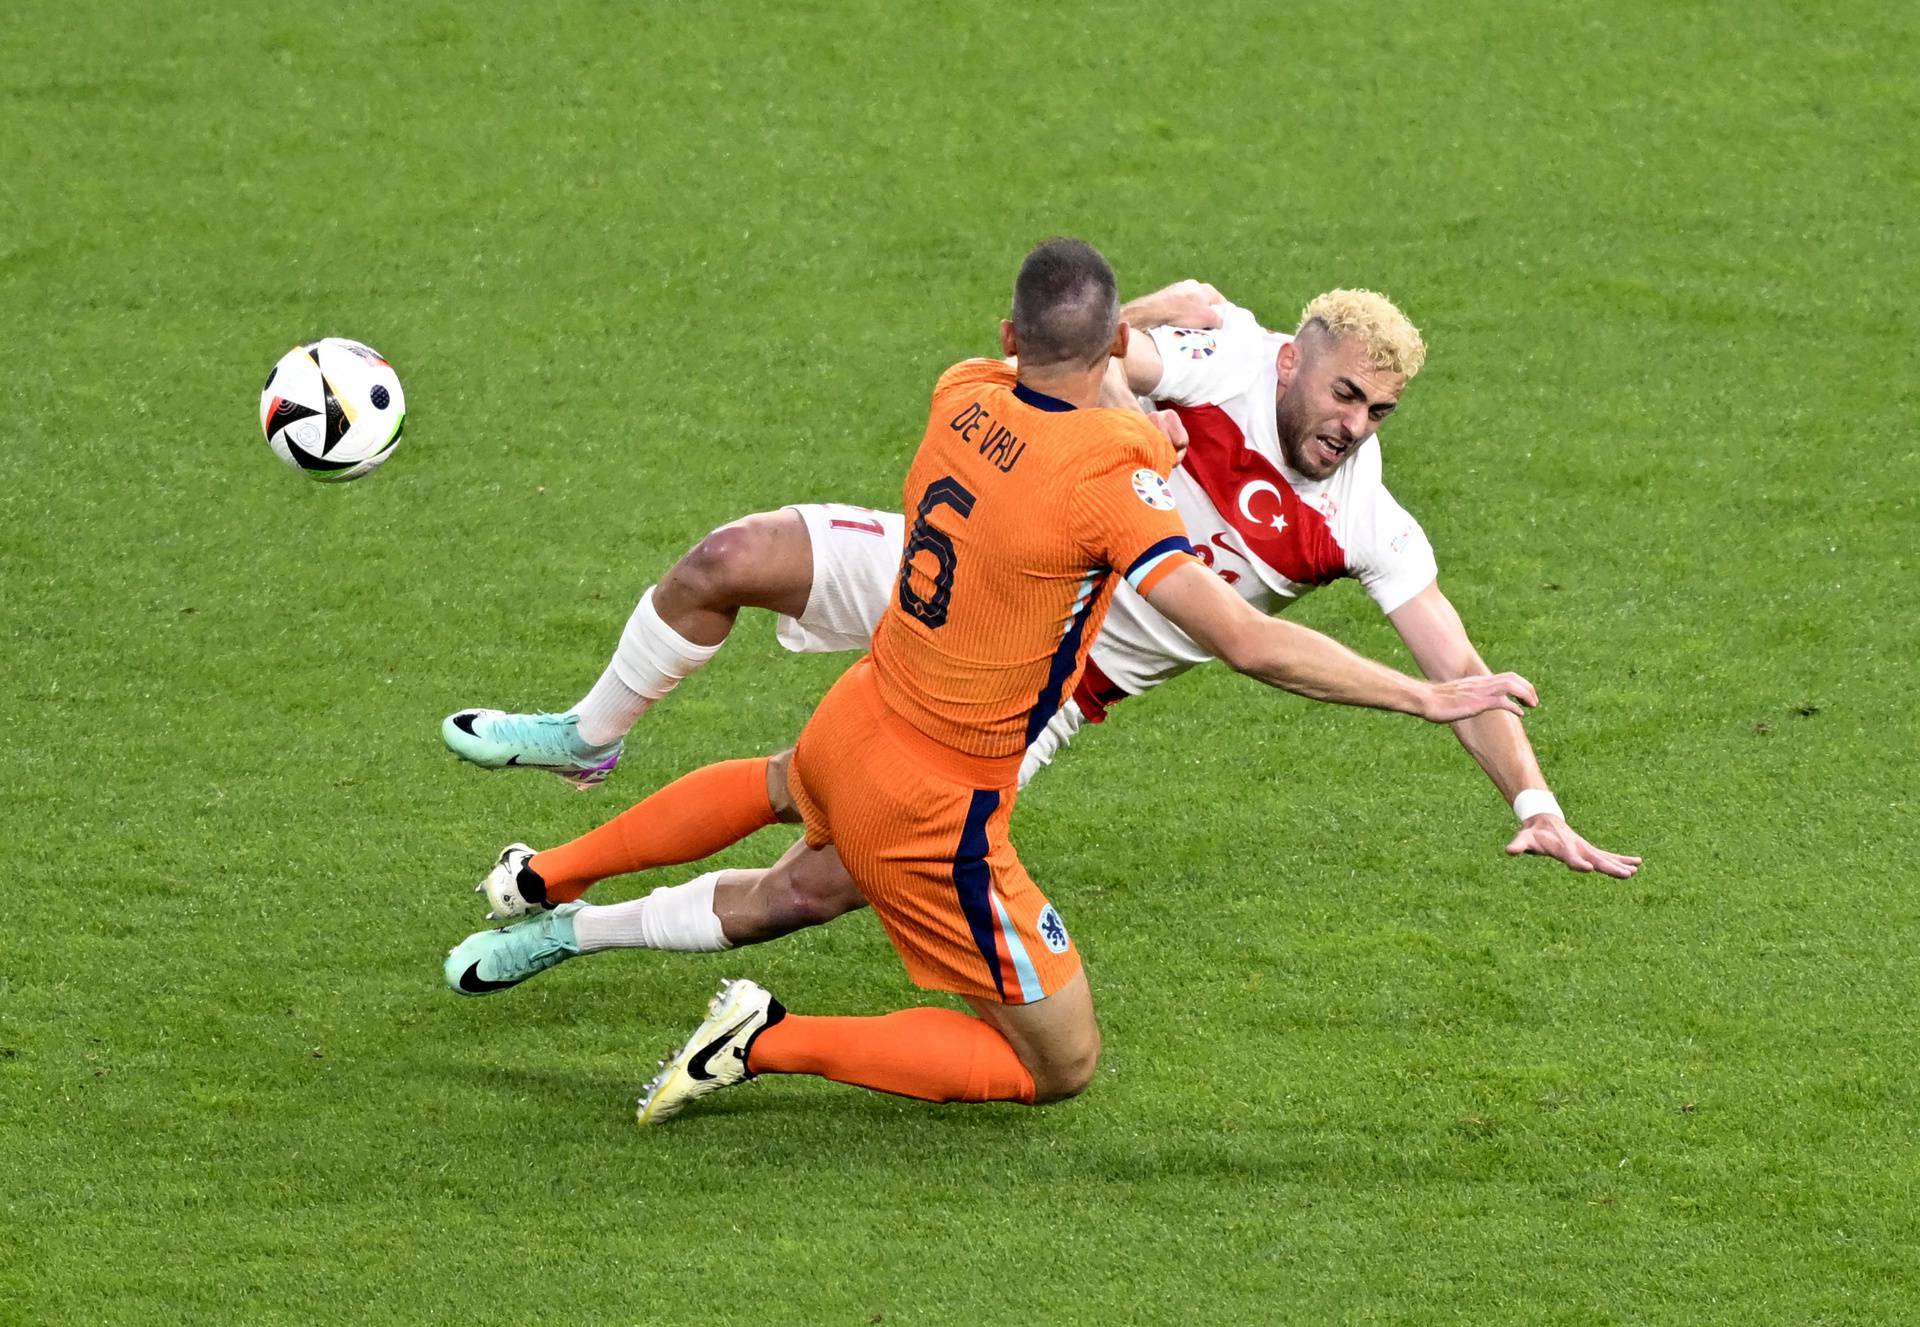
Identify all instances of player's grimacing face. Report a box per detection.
[1274,335,1407,480]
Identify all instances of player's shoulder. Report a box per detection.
[1080,404,1172,450]
[1151,301,1282,404]
[1346,435,1386,487]
[1332,437,1431,552]
[1338,436,1416,516]
[1073,407,1178,475]
[933,357,1015,399]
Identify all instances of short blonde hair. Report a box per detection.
[1297,289,1427,378]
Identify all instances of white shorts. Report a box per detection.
[774,503,906,654]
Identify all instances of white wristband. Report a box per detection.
[1513,788,1563,823]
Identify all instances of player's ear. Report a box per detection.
[1109,321,1129,361]
[1276,340,1299,394]
[999,319,1018,358]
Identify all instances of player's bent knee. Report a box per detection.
[1029,1044,1105,1106]
[972,972,1101,1105]
[674,509,813,610]
[1025,1032,1101,1105]
[783,871,863,925]
[778,844,866,924]
[674,519,774,609]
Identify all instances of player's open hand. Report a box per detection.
[1419,672,1537,723]
[1506,816,1642,878]
[1148,409,1189,464]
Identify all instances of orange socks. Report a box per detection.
[747,1007,1037,1104]
[530,756,776,903]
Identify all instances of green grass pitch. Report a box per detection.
[4,2,1916,1322]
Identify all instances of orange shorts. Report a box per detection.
[786,658,1081,1006]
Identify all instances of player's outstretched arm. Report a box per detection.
[1388,582,1642,878]
[1145,561,1536,722]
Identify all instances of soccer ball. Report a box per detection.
[259,338,406,482]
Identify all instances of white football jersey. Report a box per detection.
[1086,301,1438,694]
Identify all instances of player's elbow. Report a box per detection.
[1208,618,1265,679]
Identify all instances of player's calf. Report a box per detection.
[638,987,1047,1125]
[631,973,1105,1123]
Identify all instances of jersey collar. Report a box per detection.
[1012,382,1075,412]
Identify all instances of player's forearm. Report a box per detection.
[1120,279,1224,332]
[1390,586,1549,803]
[1119,292,1177,331]
[1224,617,1431,716]
[1451,710,1547,803]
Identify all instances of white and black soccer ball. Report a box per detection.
[259,337,406,482]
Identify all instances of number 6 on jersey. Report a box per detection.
[898,476,976,629]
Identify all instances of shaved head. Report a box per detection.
[1010,238,1120,369]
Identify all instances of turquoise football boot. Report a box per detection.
[440,709,621,788]
[444,903,586,996]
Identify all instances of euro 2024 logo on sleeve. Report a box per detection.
[1132,468,1176,511]
[1038,905,1070,954]
[1171,327,1217,360]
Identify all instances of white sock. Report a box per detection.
[572,872,732,952]
[572,587,723,746]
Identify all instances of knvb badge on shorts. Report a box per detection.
[1131,468,1176,511]
[1037,905,1070,954]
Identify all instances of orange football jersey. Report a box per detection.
[870,359,1196,758]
